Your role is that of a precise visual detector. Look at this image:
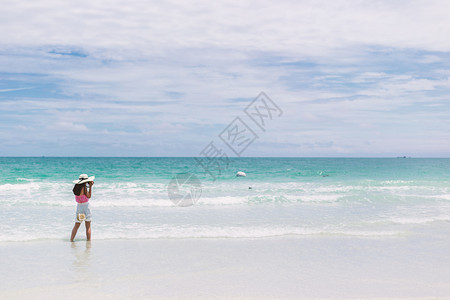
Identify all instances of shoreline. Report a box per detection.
[1,234,450,299]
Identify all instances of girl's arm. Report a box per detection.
[86,182,93,198]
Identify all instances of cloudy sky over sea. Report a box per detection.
[1,0,449,157]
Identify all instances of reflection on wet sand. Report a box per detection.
[71,241,92,280]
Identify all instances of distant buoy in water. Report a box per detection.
[236,171,246,177]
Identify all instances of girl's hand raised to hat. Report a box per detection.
[88,181,94,186]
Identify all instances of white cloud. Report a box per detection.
[1,0,450,57]
[418,55,442,64]
[0,87,34,92]
[1,0,450,156]
[50,122,89,132]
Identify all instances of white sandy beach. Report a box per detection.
[1,232,450,299]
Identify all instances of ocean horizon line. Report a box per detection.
[0,156,449,159]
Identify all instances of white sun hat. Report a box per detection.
[73,174,95,184]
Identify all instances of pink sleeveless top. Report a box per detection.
[75,195,89,204]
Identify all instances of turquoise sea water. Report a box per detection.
[0,157,449,241]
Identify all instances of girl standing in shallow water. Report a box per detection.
[70,174,95,242]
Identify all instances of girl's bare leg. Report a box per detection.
[71,223,81,242]
[85,221,91,241]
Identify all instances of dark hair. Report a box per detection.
[73,184,86,196]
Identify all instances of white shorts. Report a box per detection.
[75,202,92,223]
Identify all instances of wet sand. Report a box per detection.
[1,233,450,299]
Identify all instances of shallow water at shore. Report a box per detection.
[1,157,449,242]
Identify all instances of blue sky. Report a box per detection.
[0,0,449,157]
